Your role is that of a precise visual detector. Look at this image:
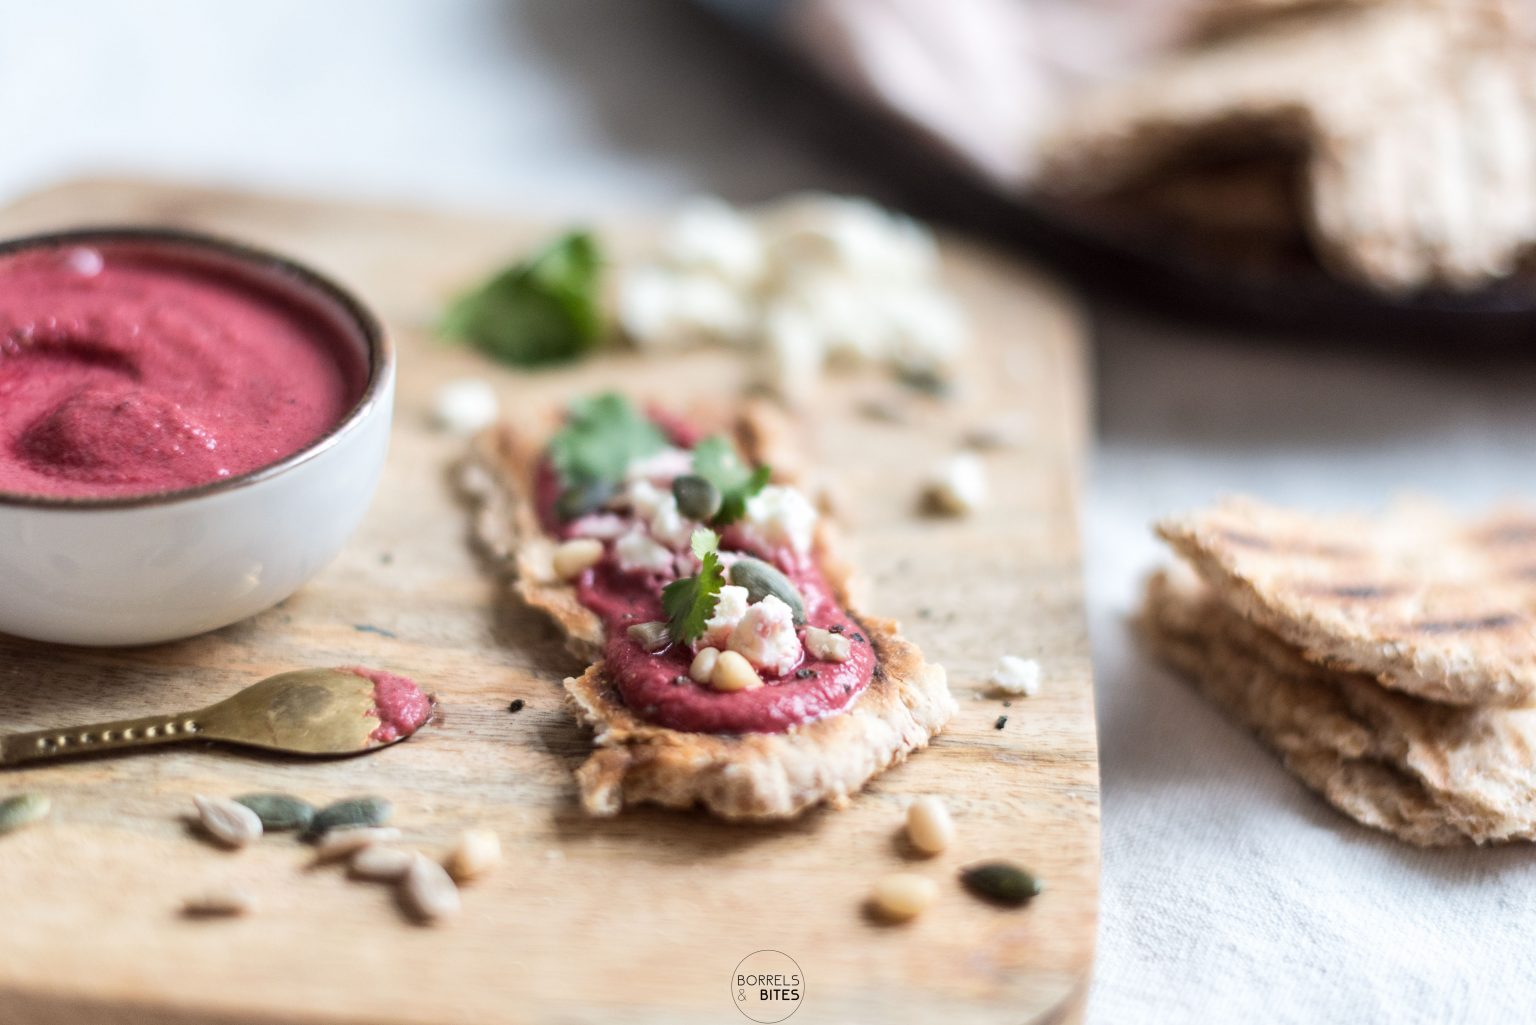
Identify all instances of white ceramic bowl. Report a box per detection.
[0,228,394,646]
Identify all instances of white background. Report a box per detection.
[6,2,1536,1022]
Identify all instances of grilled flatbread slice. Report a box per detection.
[1039,0,1536,292]
[1157,496,1536,707]
[1143,567,1536,846]
[460,402,955,821]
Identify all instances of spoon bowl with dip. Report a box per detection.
[0,666,434,766]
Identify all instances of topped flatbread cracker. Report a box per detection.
[1158,496,1536,707]
[461,393,954,821]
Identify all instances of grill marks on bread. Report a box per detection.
[1159,497,1536,706]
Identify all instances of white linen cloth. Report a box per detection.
[5,3,1536,1022]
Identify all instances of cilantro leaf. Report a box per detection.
[441,230,605,367]
[661,528,725,644]
[691,435,771,526]
[548,393,667,494]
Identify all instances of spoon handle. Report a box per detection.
[0,711,201,767]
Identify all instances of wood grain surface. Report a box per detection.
[0,179,1098,1025]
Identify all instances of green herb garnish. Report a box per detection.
[548,393,667,502]
[661,528,725,644]
[441,230,605,367]
[691,435,770,526]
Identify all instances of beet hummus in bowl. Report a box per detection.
[0,228,393,646]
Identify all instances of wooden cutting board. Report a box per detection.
[0,179,1098,1025]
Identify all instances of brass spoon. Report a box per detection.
[0,668,432,767]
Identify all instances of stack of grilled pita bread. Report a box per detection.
[1040,0,1536,293]
[1142,497,1536,846]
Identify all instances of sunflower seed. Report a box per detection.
[349,844,414,881]
[303,797,393,841]
[193,795,264,848]
[182,888,256,918]
[444,829,502,883]
[233,793,315,833]
[401,852,461,923]
[313,826,401,863]
[960,861,1043,906]
[0,793,50,836]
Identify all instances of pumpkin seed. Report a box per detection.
[0,793,50,836]
[193,795,264,848]
[960,861,1043,906]
[234,793,315,833]
[401,852,462,923]
[626,621,671,652]
[555,479,614,522]
[728,558,806,624]
[672,474,722,521]
[303,796,393,842]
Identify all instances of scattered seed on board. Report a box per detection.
[401,853,462,923]
[0,793,51,837]
[871,873,939,923]
[182,888,256,918]
[314,826,402,863]
[507,699,525,713]
[233,793,316,833]
[350,844,415,882]
[303,797,393,841]
[994,715,1008,730]
[905,796,955,856]
[444,829,502,883]
[193,795,264,848]
[960,861,1044,907]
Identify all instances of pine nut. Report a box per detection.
[710,649,763,692]
[552,538,604,581]
[444,829,502,883]
[905,796,954,855]
[349,844,414,882]
[871,873,939,922]
[689,647,720,684]
[401,852,461,923]
[313,826,401,863]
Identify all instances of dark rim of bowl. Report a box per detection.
[0,226,391,511]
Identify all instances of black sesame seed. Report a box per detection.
[829,624,845,634]
[1002,701,1012,708]
[852,632,866,643]
[795,669,817,679]
[995,715,1008,730]
[508,699,525,713]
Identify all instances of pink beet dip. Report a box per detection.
[536,419,877,736]
[345,666,434,743]
[0,240,366,499]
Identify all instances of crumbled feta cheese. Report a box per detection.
[614,529,674,575]
[989,656,1041,697]
[760,194,938,283]
[617,267,754,349]
[922,454,988,517]
[659,196,765,286]
[625,446,693,483]
[741,485,818,557]
[804,626,851,663]
[728,594,804,676]
[432,378,499,436]
[700,584,750,650]
[647,493,697,551]
[568,513,629,541]
[622,479,668,521]
[759,303,826,399]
